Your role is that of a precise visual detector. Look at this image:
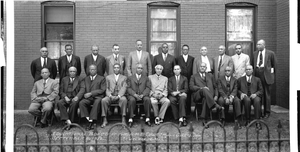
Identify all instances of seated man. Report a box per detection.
[28,68,59,128]
[127,63,152,127]
[57,66,84,130]
[168,65,189,127]
[101,63,127,128]
[237,65,263,129]
[79,64,106,131]
[148,64,170,125]
[189,62,223,126]
[217,66,242,128]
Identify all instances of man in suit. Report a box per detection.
[168,65,189,127]
[58,44,81,83]
[192,46,214,75]
[57,66,84,130]
[126,63,152,127]
[217,66,242,128]
[149,64,170,125]
[106,44,127,75]
[79,64,106,130]
[231,44,250,79]
[28,68,59,128]
[252,39,277,118]
[101,63,128,128]
[213,45,234,80]
[190,62,223,125]
[127,39,152,76]
[30,47,57,82]
[237,65,263,129]
[176,44,194,115]
[83,45,106,76]
[152,43,176,78]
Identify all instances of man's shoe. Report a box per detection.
[155,117,160,125]
[86,122,94,131]
[256,123,262,130]
[40,122,47,128]
[159,118,164,124]
[65,125,71,131]
[245,120,250,126]
[101,118,108,128]
[220,119,225,127]
[215,104,224,111]
[179,121,183,127]
[183,119,187,126]
[128,122,133,128]
[263,113,270,119]
[234,120,241,129]
[202,120,209,129]
[145,119,151,127]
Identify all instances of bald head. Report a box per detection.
[256,39,266,51]
[68,66,77,78]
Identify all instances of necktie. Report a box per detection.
[70,78,74,83]
[218,56,222,71]
[43,80,46,87]
[176,76,179,91]
[91,76,94,82]
[247,78,251,96]
[258,51,263,67]
[201,73,205,80]
[43,57,47,68]
[115,55,118,61]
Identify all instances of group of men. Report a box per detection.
[28,39,276,130]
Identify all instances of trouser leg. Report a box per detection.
[158,97,170,119]
[127,96,136,118]
[90,98,102,120]
[101,97,110,117]
[243,97,251,120]
[79,99,92,118]
[178,96,187,118]
[253,97,262,119]
[143,96,151,118]
[150,97,159,117]
[119,97,128,117]
[57,99,69,121]
[41,101,53,124]
[169,96,179,120]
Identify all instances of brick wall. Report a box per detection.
[14,0,286,109]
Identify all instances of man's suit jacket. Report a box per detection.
[217,76,237,99]
[58,55,81,79]
[105,74,127,97]
[81,75,106,99]
[168,75,189,94]
[152,53,176,78]
[83,54,106,76]
[237,75,263,98]
[213,55,234,80]
[176,55,194,80]
[59,76,85,100]
[192,56,214,75]
[31,78,59,101]
[30,57,57,82]
[127,51,152,76]
[252,50,277,84]
[231,53,250,79]
[106,54,126,75]
[126,74,151,96]
[189,72,218,99]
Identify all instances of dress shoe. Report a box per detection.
[154,117,160,125]
[215,104,224,111]
[183,119,187,126]
[234,120,241,129]
[202,121,209,129]
[145,121,151,127]
[159,118,164,124]
[86,122,94,131]
[101,118,108,128]
[245,120,250,126]
[263,113,270,119]
[179,121,183,127]
[256,123,262,130]
[128,122,133,128]
[40,122,47,128]
[65,125,71,131]
[220,119,225,127]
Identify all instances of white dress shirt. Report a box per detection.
[182,54,188,62]
[201,56,211,72]
[92,54,98,62]
[137,50,142,61]
[256,49,265,67]
[41,57,47,67]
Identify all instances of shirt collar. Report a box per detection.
[43,78,49,83]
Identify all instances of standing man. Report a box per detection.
[152,43,176,78]
[126,63,152,127]
[28,68,59,128]
[106,44,127,75]
[176,44,194,115]
[231,44,250,79]
[57,66,84,130]
[217,66,242,128]
[148,65,170,125]
[237,65,263,129]
[192,46,214,75]
[79,64,106,130]
[30,47,57,82]
[101,63,127,128]
[213,45,233,80]
[252,39,277,118]
[127,39,152,76]
[83,45,106,76]
[168,65,189,127]
[58,44,81,83]
[190,62,223,125]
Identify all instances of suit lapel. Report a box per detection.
[73,77,79,90]
[133,74,138,84]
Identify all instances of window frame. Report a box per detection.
[225,2,257,59]
[147,1,181,58]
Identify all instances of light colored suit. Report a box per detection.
[106,54,127,76]
[127,50,152,76]
[231,53,250,79]
[213,54,233,80]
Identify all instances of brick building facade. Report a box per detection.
[13,0,289,110]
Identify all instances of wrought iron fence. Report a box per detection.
[14,119,289,152]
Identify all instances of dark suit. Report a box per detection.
[84,54,106,76]
[176,55,194,114]
[152,53,176,78]
[189,73,218,119]
[58,55,81,82]
[79,75,106,121]
[106,54,127,75]
[192,56,214,75]
[237,76,263,120]
[252,49,277,115]
[213,55,233,80]
[217,76,241,120]
[30,57,57,82]
[57,76,85,122]
[168,75,189,120]
[126,74,151,118]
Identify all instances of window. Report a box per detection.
[147,2,180,57]
[225,3,257,57]
[42,1,75,69]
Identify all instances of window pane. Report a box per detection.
[152,32,176,41]
[46,42,61,59]
[150,42,175,57]
[227,42,252,56]
[45,6,73,23]
[151,9,176,19]
[152,19,176,31]
[46,24,73,40]
[227,9,253,41]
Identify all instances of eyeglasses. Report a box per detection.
[236,48,242,49]
[162,47,168,48]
